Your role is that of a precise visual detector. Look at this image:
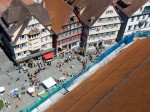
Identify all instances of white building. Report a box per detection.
[87,5,121,50]
[124,1,150,36]
[111,0,150,41]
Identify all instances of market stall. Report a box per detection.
[27,87,35,97]
[42,77,57,89]
[0,87,5,93]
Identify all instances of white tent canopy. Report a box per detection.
[0,86,5,93]
[27,87,35,93]
[42,77,57,89]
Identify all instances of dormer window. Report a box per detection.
[117,0,132,8]
[70,17,74,22]
[68,0,75,5]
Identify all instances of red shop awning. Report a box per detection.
[43,52,54,60]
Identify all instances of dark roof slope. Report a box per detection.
[27,3,51,27]
[1,0,51,42]
[3,0,31,36]
[111,0,149,16]
[72,0,111,26]
[45,0,73,34]
[2,6,22,24]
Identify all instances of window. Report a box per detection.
[47,43,50,47]
[77,28,81,32]
[62,39,65,44]
[134,25,137,29]
[41,37,46,42]
[24,51,27,54]
[106,32,109,37]
[41,29,46,33]
[112,31,116,36]
[18,53,21,56]
[136,16,140,21]
[58,34,62,38]
[67,31,70,35]
[106,10,113,14]
[143,15,146,19]
[114,24,118,28]
[22,43,27,47]
[144,22,148,27]
[70,17,74,22]
[20,35,26,40]
[58,41,60,45]
[102,25,108,29]
[46,36,51,40]
[44,44,47,48]
[103,33,106,37]
[131,17,134,22]
[128,26,132,30]
[134,25,136,29]
[108,17,113,22]
[140,7,143,11]
[69,37,72,41]
[114,17,118,21]
[99,18,107,22]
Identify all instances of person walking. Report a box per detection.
[16,102,19,108]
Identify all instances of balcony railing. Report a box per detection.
[57,31,82,41]
[28,45,41,51]
[62,24,82,32]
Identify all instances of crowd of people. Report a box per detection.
[2,46,105,110]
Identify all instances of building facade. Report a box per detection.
[86,5,121,50]
[111,0,150,41]
[0,0,54,64]
[44,0,82,54]
[124,1,150,36]
[56,12,82,53]
[71,0,121,51]
[12,16,54,62]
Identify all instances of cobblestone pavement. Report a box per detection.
[0,46,111,112]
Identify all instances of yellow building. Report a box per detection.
[1,0,54,63]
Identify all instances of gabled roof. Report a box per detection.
[44,0,73,34]
[110,0,149,16]
[72,0,111,27]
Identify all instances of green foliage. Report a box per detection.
[0,100,4,111]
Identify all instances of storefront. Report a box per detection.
[43,52,54,60]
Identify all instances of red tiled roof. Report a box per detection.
[0,0,12,13]
[46,38,150,112]
[45,0,73,34]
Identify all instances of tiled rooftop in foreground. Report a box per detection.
[46,38,150,112]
